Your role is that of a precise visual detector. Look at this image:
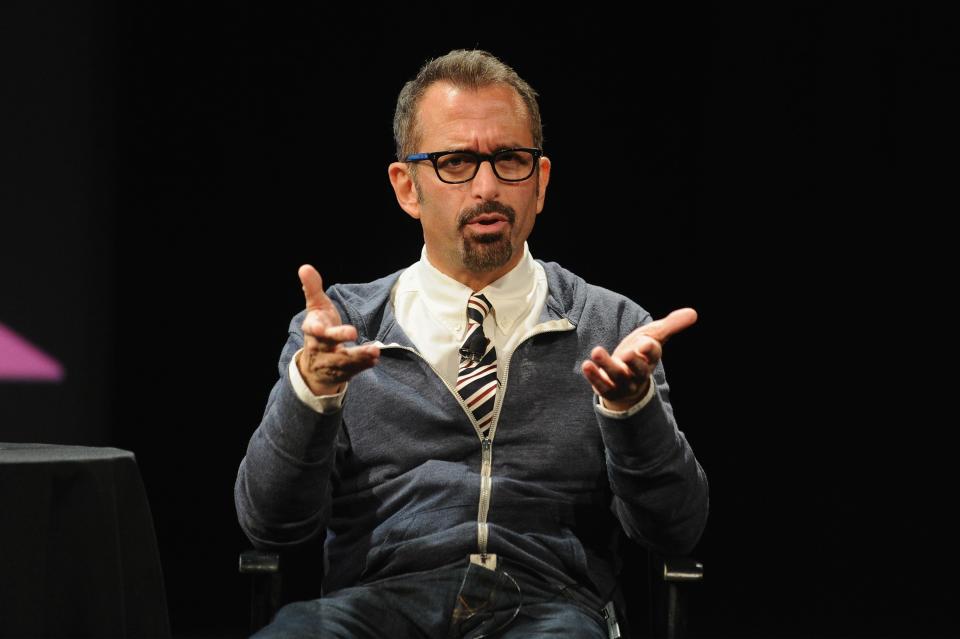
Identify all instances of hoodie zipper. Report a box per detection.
[374,316,574,558]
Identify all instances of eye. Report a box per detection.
[437,153,475,171]
[496,151,531,166]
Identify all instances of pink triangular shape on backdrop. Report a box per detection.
[0,321,64,381]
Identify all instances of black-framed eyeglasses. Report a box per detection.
[405,148,543,184]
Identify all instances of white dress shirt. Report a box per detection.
[391,242,547,387]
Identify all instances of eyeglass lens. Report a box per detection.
[437,150,536,182]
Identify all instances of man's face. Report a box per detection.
[389,82,551,286]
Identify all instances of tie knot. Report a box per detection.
[466,293,493,325]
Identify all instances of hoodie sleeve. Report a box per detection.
[234,309,344,549]
[594,309,709,556]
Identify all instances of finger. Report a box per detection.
[315,342,380,360]
[620,348,654,382]
[301,310,333,338]
[321,324,359,343]
[322,345,381,381]
[590,346,632,387]
[298,264,332,311]
[302,323,360,354]
[638,307,698,344]
[342,343,381,362]
[581,360,615,394]
[303,333,336,355]
[621,335,661,367]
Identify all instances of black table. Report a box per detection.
[0,443,170,638]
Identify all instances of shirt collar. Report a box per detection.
[397,243,540,334]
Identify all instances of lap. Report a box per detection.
[250,558,608,639]
[499,599,608,638]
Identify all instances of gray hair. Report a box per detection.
[392,49,544,162]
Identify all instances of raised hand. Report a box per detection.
[297,264,380,396]
[581,308,698,412]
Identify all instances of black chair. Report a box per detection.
[240,534,702,638]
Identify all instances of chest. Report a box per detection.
[338,330,606,487]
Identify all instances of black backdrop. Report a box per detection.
[2,2,957,637]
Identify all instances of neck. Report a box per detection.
[429,249,523,292]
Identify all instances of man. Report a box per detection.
[236,49,708,638]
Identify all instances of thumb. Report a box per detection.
[298,264,330,310]
[641,308,698,343]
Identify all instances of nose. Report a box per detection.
[469,159,501,201]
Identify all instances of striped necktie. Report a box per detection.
[456,293,498,434]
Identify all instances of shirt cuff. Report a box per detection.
[289,348,346,414]
[595,378,656,419]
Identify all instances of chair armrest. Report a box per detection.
[240,550,280,574]
[239,550,282,633]
[239,540,326,634]
[662,556,703,583]
[651,554,703,639]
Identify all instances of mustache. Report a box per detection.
[458,201,516,229]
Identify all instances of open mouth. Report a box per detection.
[465,220,508,234]
[463,213,510,234]
[467,213,508,226]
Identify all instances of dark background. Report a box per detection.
[2,2,956,637]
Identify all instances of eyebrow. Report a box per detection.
[445,144,527,153]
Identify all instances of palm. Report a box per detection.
[582,308,698,410]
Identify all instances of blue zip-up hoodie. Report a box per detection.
[236,260,708,601]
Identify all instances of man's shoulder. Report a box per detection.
[325,268,406,312]
[537,260,650,324]
[286,268,406,331]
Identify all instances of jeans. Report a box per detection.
[252,557,609,638]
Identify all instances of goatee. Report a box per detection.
[458,201,516,272]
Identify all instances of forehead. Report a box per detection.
[416,82,532,148]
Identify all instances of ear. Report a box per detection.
[535,155,551,215]
[388,162,422,220]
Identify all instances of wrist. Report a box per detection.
[307,380,345,396]
[600,379,651,412]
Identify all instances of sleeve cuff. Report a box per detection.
[289,348,346,414]
[595,378,656,419]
